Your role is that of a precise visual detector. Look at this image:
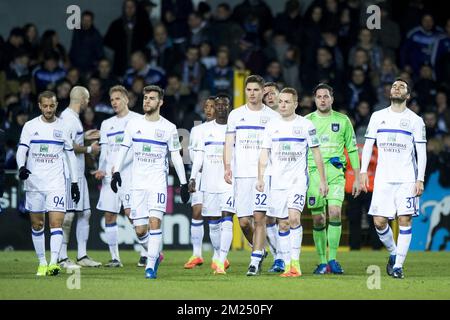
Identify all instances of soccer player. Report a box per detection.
[16,90,80,276]
[257,87,328,277]
[59,86,102,268]
[360,79,426,279]
[94,85,141,267]
[111,85,190,279]
[184,96,216,269]
[189,94,234,275]
[262,82,284,273]
[306,83,361,274]
[224,75,280,276]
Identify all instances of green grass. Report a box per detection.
[0,250,449,300]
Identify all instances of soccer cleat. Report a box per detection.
[246,264,260,276]
[77,256,102,267]
[105,259,123,268]
[36,265,47,276]
[184,256,204,269]
[392,267,404,279]
[58,258,81,270]
[328,260,344,274]
[268,259,285,273]
[214,262,226,275]
[145,268,157,279]
[313,263,329,275]
[290,260,302,277]
[47,264,61,276]
[386,255,396,276]
[137,256,147,267]
[154,255,161,274]
[280,264,292,277]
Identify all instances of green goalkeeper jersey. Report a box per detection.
[306,110,359,169]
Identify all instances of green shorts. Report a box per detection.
[307,163,345,215]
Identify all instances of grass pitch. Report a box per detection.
[0,250,449,300]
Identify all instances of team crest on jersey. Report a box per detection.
[293,127,302,136]
[115,135,123,143]
[155,129,165,138]
[260,116,269,125]
[309,197,316,206]
[53,130,63,139]
[400,119,410,129]
[331,123,340,132]
[308,128,316,136]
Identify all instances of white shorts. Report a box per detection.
[26,190,66,213]
[202,190,236,217]
[234,177,271,218]
[130,188,167,220]
[191,190,203,207]
[369,182,420,219]
[269,185,307,219]
[97,177,131,214]
[66,176,90,211]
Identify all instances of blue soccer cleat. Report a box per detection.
[327,260,344,274]
[386,255,396,276]
[145,268,157,279]
[268,259,285,273]
[154,255,161,274]
[392,267,404,279]
[313,263,328,275]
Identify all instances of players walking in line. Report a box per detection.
[306,83,361,274]
[94,85,141,267]
[257,88,328,277]
[262,82,285,273]
[189,94,234,275]
[360,79,427,279]
[184,96,216,269]
[17,91,80,276]
[224,75,280,276]
[111,85,190,279]
[58,86,102,268]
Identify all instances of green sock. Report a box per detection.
[313,226,327,264]
[327,221,342,261]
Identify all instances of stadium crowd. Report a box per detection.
[0,0,449,250]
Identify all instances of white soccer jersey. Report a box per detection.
[365,106,426,183]
[194,120,231,193]
[99,111,140,181]
[189,122,208,185]
[19,116,73,191]
[119,115,181,190]
[262,116,319,189]
[60,108,85,175]
[227,104,280,178]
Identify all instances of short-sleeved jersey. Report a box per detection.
[60,108,85,175]
[306,110,357,168]
[120,115,181,190]
[227,104,280,178]
[99,111,140,180]
[262,116,319,189]
[19,116,73,191]
[194,120,230,193]
[365,106,426,183]
[189,122,209,182]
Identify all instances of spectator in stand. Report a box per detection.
[32,51,66,93]
[174,45,206,94]
[273,0,302,46]
[186,11,210,47]
[163,74,196,128]
[435,91,449,133]
[431,18,450,84]
[349,28,384,72]
[38,30,69,68]
[161,0,194,43]
[231,0,273,40]
[123,50,166,89]
[146,23,181,75]
[263,60,285,89]
[104,0,153,76]
[91,58,120,98]
[343,67,376,111]
[69,11,104,76]
[205,48,233,97]
[235,33,265,75]
[424,110,445,140]
[199,41,217,70]
[415,64,437,108]
[65,67,82,87]
[372,4,401,61]
[23,23,40,67]
[55,80,72,112]
[1,28,25,71]
[282,46,302,93]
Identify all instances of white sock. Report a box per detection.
[191,219,204,257]
[60,211,74,260]
[146,229,162,270]
[376,225,397,255]
[140,247,147,257]
[208,220,221,261]
[394,226,412,269]
[219,217,233,263]
[266,223,278,260]
[32,227,47,265]
[50,228,63,265]
[250,250,263,267]
[138,231,149,251]
[290,225,303,261]
[76,210,90,259]
[278,229,291,267]
[105,222,120,261]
